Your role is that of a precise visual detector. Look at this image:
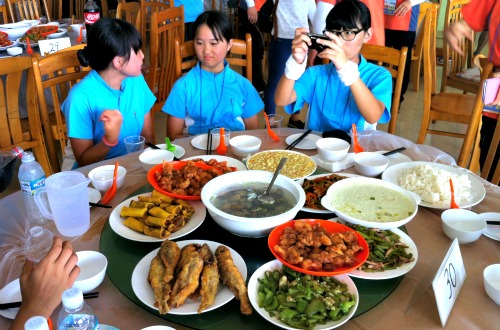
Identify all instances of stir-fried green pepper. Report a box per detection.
[257,266,356,329]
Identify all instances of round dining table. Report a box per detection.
[1,128,499,329]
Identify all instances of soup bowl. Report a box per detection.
[321,177,419,230]
[201,170,305,237]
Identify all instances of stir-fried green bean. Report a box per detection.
[347,224,414,272]
[257,266,356,329]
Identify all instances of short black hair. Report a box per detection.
[78,18,142,71]
[325,0,371,32]
[192,10,234,42]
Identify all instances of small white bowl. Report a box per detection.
[22,20,40,27]
[88,165,127,192]
[0,23,31,40]
[484,264,500,305]
[353,152,389,177]
[229,135,262,157]
[74,251,108,293]
[139,149,174,171]
[70,23,83,32]
[7,46,22,56]
[441,209,487,244]
[316,137,350,162]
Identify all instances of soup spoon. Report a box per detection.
[258,157,287,204]
[449,178,460,209]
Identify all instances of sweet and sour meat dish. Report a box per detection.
[273,222,364,272]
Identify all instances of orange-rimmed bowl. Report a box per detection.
[268,219,369,276]
[147,161,218,201]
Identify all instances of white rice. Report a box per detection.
[398,164,472,206]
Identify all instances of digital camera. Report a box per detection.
[307,33,331,52]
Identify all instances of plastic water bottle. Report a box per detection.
[24,315,51,330]
[57,288,98,330]
[13,147,46,196]
[24,226,53,263]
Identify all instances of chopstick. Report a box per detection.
[206,129,212,155]
[89,202,112,208]
[382,147,406,156]
[145,142,160,149]
[285,129,312,150]
[486,221,500,226]
[0,292,99,310]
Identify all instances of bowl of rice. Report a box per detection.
[381,161,485,209]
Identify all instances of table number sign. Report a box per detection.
[39,37,72,56]
[432,239,466,327]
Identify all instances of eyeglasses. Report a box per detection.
[323,29,364,41]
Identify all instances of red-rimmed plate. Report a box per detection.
[268,219,369,276]
[147,161,218,201]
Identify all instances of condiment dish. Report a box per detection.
[484,264,500,305]
[88,165,127,192]
[139,149,174,171]
[229,135,261,157]
[316,137,350,162]
[74,250,107,292]
[7,46,22,56]
[353,152,389,177]
[441,209,486,244]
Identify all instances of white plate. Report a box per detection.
[183,155,247,171]
[191,134,215,150]
[285,133,322,150]
[347,227,418,280]
[47,28,68,38]
[479,212,500,241]
[109,192,206,242]
[381,161,486,209]
[301,172,361,214]
[16,37,39,47]
[145,144,185,159]
[0,40,18,51]
[88,187,101,205]
[0,278,21,319]
[131,240,247,315]
[248,259,358,330]
[375,150,412,167]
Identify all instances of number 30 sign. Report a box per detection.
[432,239,466,327]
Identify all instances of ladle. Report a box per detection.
[258,157,287,204]
[215,127,228,155]
[449,178,460,209]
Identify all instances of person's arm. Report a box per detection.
[166,115,186,141]
[141,111,154,144]
[444,20,474,56]
[245,0,258,24]
[350,78,387,124]
[243,114,259,129]
[10,238,79,330]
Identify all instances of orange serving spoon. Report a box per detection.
[215,127,228,155]
[26,37,34,55]
[264,113,280,141]
[449,178,460,209]
[76,26,83,43]
[101,162,119,205]
[351,123,364,153]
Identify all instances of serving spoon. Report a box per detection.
[258,157,287,204]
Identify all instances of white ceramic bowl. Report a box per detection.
[21,20,40,27]
[321,176,419,230]
[88,165,127,192]
[139,149,174,171]
[0,23,31,40]
[441,209,487,244]
[7,46,22,56]
[484,264,500,305]
[229,135,262,157]
[353,152,389,177]
[316,137,350,162]
[74,251,108,293]
[201,170,306,237]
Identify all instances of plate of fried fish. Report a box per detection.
[131,240,249,315]
[109,191,206,242]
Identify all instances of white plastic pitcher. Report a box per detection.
[34,171,91,237]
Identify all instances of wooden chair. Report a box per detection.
[0,57,52,175]
[147,6,183,118]
[174,33,253,82]
[360,44,407,134]
[411,1,438,92]
[439,0,477,94]
[417,4,493,167]
[6,0,51,22]
[0,4,10,23]
[116,1,140,29]
[139,0,172,45]
[31,45,90,172]
[480,117,500,184]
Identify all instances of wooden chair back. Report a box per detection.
[6,0,50,22]
[481,117,500,184]
[139,0,173,45]
[116,1,140,29]
[148,5,183,116]
[0,57,52,175]
[31,45,90,172]
[69,0,86,20]
[173,36,197,80]
[360,43,407,134]
[0,5,8,23]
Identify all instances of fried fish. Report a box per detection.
[148,255,170,314]
[198,244,219,313]
[215,245,252,315]
[170,245,204,309]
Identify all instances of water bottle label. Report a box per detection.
[20,176,46,195]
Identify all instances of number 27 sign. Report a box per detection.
[432,239,466,327]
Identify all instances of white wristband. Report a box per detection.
[284,54,307,81]
[337,60,360,86]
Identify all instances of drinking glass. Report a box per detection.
[268,114,283,135]
[210,128,231,150]
[124,136,145,154]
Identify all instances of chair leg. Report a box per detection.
[417,111,430,144]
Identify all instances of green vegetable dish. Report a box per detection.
[257,266,356,329]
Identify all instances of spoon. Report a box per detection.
[76,26,83,43]
[449,178,460,209]
[351,123,364,153]
[101,162,119,205]
[258,157,287,204]
[165,137,176,152]
[264,113,280,141]
[215,127,228,155]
